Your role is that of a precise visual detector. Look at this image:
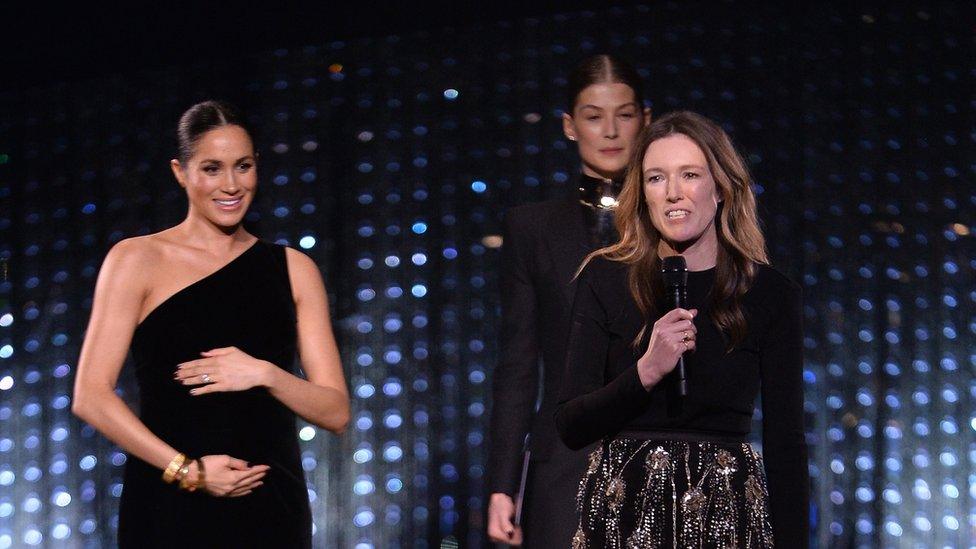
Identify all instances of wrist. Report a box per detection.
[260,361,280,388]
[636,358,663,390]
[490,492,514,504]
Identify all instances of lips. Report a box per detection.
[214,197,244,211]
[600,148,624,155]
[665,208,690,220]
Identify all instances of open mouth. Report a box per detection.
[214,197,244,210]
[666,209,690,220]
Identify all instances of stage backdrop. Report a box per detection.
[0,2,973,547]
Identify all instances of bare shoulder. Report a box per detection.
[284,246,322,276]
[283,246,327,297]
[92,235,170,306]
[101,235,162,277]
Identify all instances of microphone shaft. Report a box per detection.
[673,290,689,397]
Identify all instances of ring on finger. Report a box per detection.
[682,331,691,342]
[682,339,689,350]
[201,373,212,383]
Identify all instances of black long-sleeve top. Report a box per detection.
[554,256,810,546]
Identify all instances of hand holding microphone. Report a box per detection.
[636,307,697,390]
[636,256,696,393]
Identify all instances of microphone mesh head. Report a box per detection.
[661,255,688,287]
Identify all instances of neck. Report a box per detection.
[657,226,719,271]
[581,162,624,182]
[176,211,251,252]
[578,170,624,210]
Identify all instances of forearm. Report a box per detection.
[264,364,350,433]
[72,388,178,471]
[488,360,539,495]
[555,364,651,449]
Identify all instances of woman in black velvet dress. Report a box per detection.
[73,101,350,547]
[554,111,809,548]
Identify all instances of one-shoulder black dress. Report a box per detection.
[118,240,311,548]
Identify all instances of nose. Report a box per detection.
[665,176,682,202]
[222,172,242,195]
[603,117,619,140]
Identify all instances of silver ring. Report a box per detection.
[201,373,212,383]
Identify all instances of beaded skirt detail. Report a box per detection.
[572,438,774,548]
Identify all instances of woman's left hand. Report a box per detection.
[175,347,273,395]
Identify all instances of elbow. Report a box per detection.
[553,403,593,451]
[72,383,115,424]
[331,412,350,435]
[71,387,94,423]
[561,435,588,452]
[553,406,585,451]
[326,400,351,435]
[71,400,87,422]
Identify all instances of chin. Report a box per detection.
[591,162,627,178]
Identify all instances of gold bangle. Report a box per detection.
[178,461,197,492]
[162,452,186,484]
[176,462,191,487]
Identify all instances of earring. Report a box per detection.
[568,136,577,141]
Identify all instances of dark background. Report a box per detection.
[0,1,973,547]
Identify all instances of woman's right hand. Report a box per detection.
[196,455,269,497]
[636,308,698,390]
[487,493,523,545]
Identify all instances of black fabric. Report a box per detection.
[520,441,596,548]
[488,196,594,498]
[118,240,311,548]
[554,256,809,547]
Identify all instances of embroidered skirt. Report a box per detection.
[572,433,775,548]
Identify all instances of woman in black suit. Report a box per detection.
[487,55,650,547]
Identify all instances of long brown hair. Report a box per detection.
[584,111,768,348]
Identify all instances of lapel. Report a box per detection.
[545,198,596,307]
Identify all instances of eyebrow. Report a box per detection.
[577,102,641,111]
[643,164,708,174]
[199,155,255,164]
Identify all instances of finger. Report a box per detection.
[234,469,268,485]
[190,383,223,396]
[177,358,210,371]
[182,373,215,387]
[229,480,262,496]
[175,359,215,377]
[665,308,695,322]
[487,523,508,543]
[202,347,236,357]
[497,513,515,536]
[231,480,264,494]
[226,457,250,470]
[229,489,253,498]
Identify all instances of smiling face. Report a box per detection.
[170,125,256,230]
[642,133,722,260]
[563,82,647,180]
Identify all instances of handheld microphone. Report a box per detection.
[661,256,689,396]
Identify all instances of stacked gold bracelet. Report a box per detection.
[163,452,206,492]
[162,452,186,484]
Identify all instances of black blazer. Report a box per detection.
[488,196,596,495]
